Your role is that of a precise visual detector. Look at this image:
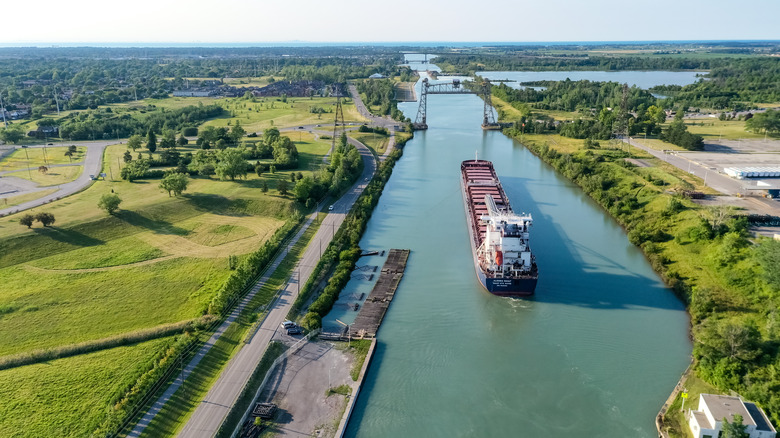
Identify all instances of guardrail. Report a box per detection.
[228,329,321,438]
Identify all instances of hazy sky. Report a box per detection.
[3,0,779,44]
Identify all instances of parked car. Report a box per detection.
[286,326,302,335]
[280,320,295,329]
[328,205,334,211]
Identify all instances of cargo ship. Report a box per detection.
[461,160,538,296]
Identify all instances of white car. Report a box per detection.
[329,205,334,211]
[280,320,295,329]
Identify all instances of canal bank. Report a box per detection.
[339,62,691,437]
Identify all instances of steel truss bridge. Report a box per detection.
[413,78,509,130]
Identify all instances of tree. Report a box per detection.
[123,150,132,163]
[98,193,122,215]
[0,125,25,144]
[293,175,315,202]
[159,173,189,197]
[120,159,149,182]
[159,130,176,149]
[176,135,188,146]
[230,121,246,144]
[260,180,269,193]
[722,414,750,438]
[277,179,289,196]
[214,148,248,181]
[127,134,143,151]
[64,145,77,162]
[34,212,55,227]
[19,214,34,228]
[263,127,280,145]
[756,239,780,289]
[146,130,157,153]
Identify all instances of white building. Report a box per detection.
[689,394,776,438]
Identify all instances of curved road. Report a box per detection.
[129,137,377,438]
[0,140,117,216]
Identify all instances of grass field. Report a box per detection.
[5,164,82,186]
[0,336,174,437]
[352,132,389,156]
[0,146,86,173]
[2,189,58,207]
[683,118,768,140]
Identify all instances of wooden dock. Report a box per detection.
[349,249,410,339]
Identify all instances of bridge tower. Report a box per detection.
[413,78,429,130]
[481,80,499,130]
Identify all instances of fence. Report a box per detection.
[228,329,321,438]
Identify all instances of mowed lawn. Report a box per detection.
[0,336,174,437]
[0,146,86,173]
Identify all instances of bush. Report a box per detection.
[182,126,198,136]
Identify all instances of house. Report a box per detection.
[173,90,216,97]
[689,394,776,438]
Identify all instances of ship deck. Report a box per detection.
[461,160,509,246]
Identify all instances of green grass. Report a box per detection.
[0,146,85,172]
[326,384,352,397]
[683,118,768,140]
[28,235,167,269]
[352,132,389,156]
[138,213,323,437]
[0,336,174,438]
[185,223,255,247]
[5,164,83,186]
[347,339,372,381]
[1,189,58,208]
[0,257,229,357]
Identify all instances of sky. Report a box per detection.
[2,0,779,45]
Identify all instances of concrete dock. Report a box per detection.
[349,249,410,338]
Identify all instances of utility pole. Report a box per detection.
[0,92,8,128]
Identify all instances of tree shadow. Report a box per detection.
[32,226,104,246]
[183,193,235,214]
[115,210,190,235]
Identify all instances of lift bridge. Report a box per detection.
[412,78,513,130]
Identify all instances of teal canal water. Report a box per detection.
[331,69,691,437]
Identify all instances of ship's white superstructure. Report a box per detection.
[477,194,534,277]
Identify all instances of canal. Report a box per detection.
[338,60,691,437]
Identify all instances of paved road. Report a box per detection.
[128,138,377,438]
[0,140,117,216]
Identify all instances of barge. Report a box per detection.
[460,160,538,296]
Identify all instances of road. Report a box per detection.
[0,140,117,216]
[129,138,377,438]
